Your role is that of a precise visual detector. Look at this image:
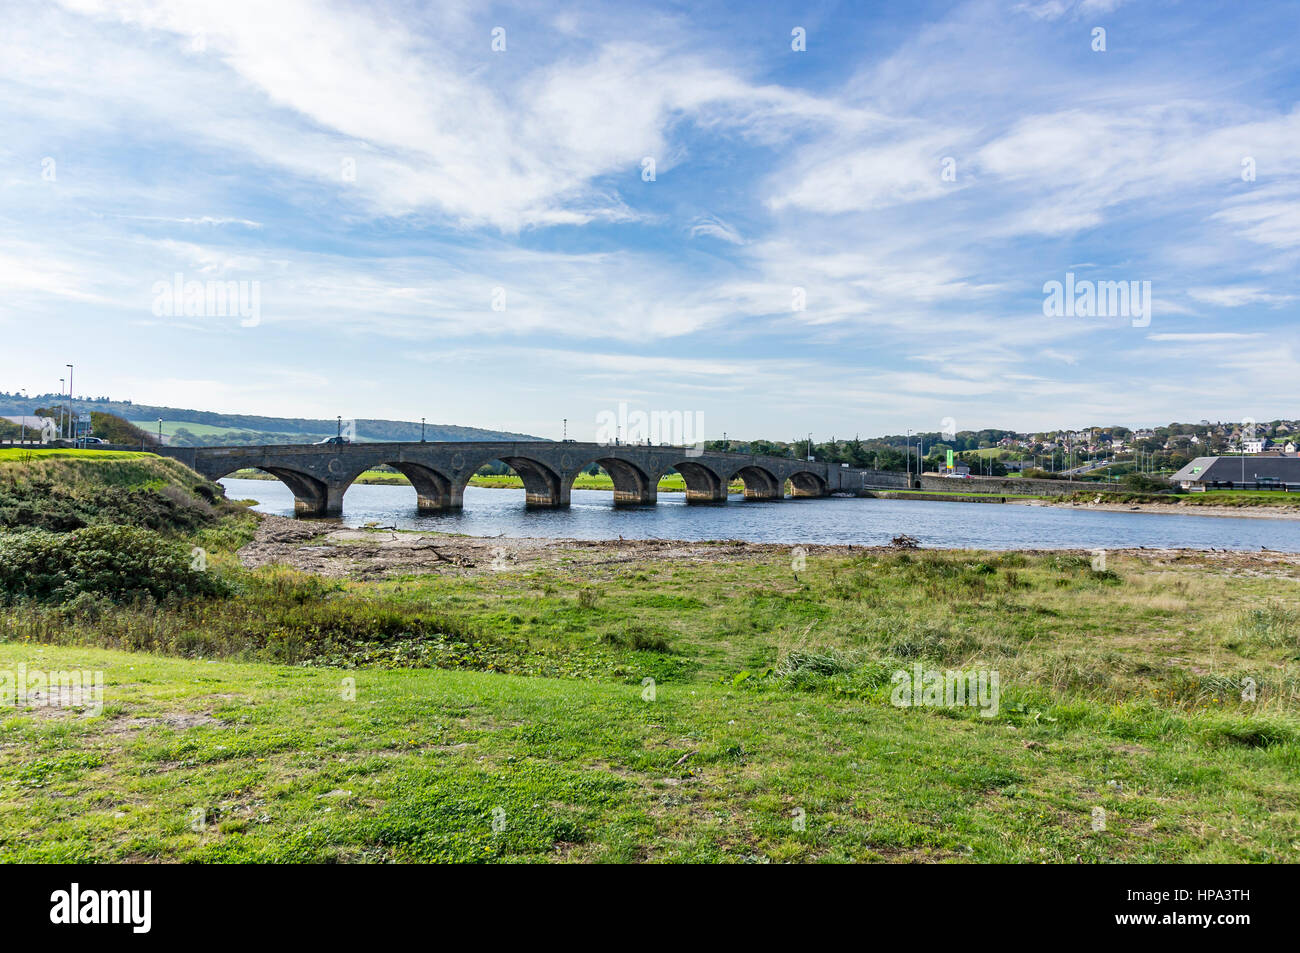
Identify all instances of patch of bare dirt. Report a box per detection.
[237,514,895,579]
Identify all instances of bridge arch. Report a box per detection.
[214,463,334,516]
[336,460,456,513]
[666,459,728,504]
[451,454,568,509]
[729,464,782,501]
[572,455,658,506]
[788,469,829,498]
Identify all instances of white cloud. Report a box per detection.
[689,216,745,245]
[1187,287,1295,308]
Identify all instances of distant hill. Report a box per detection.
[0,394,542,447]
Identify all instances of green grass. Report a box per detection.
[1181,490,1300,507]
[2,522,1298,862]
[0,448,156,462]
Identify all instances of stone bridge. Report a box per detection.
[158,441,879,516]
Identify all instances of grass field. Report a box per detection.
[1182,490,1300,508]
[2,453,1298,863]
[2,525,1298,862]
[0,448,157,462]
[130,420,332,442]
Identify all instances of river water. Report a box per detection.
[220,478,1300,551]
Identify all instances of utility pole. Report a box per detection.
[906,429,912,481]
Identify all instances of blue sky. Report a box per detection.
[1,0,1298,441]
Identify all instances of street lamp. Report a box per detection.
[421,417,426,442]
[66,364,74,443]
[336,416,342,439]
[157,418,163,444]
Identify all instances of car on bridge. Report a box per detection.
[315,436,351,445]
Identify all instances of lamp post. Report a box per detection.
[906,429,912,482]
[157,418,163,445]
[337,416,342,439]
[66,364,74,443]
[562,418,566,441]
[421,417,426,442]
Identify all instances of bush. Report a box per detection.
[0,482,217,533]
[1123,472,1173,493]
[0,524,226,604]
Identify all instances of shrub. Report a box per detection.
[0,524,226,604]
[601,624,673,653]
[0,482,217,533]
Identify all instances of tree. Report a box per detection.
[90,412,159,446]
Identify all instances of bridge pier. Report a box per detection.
[684,483,728,504]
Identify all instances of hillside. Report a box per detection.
[0,395,540,447]
[0,448,233,532]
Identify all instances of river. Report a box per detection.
[219,478,1300,551]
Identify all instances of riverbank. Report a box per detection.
[1022,498,1300,521]
[239,514,1300,579]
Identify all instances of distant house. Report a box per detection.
[1171,456,1300,491]
[1242,437,1269,454]
[2,415,57,444]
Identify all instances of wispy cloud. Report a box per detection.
[0,0,1296,436]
